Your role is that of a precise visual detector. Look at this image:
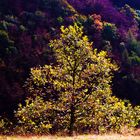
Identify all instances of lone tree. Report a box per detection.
[23,23,117,135]
[48,24,118,134]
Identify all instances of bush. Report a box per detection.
[15,96,52,135]
[0,116,13,135]
[14,95,140,134]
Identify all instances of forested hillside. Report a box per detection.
[0,0,140,135]
[112,0,140,9]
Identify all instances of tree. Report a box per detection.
[23,23,117,135]
[102,22,118,43]
[16,24,140,135]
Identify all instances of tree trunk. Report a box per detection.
[69,104,75,136]
[69,66,76,135]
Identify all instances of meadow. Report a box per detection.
[0,135,140,140]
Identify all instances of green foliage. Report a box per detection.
[102,40,112,53]
[15,23,140,135]
[123,32,140,66]
[0,29,16,58]
[57,16,64,25]
[130,52,140,65]
[119,42,131,67]
[121,4,140,21]
[102,22,118,42]
[128,37,140,57]
[42,0,77,17]
[15,96,52,135]
[0,116,13,134]
[90,97,140,133]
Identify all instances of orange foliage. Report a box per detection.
[91,14,103,31]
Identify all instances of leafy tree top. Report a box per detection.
[30,24,118,96]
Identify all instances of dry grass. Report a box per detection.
[0,135,140,140]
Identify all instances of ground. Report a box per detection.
[0,135,140,140]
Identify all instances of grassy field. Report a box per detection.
[0,135,140,140]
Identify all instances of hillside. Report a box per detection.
[0,0,140,118]
[0,0,140,136]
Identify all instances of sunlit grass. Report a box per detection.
[0,135,140,140]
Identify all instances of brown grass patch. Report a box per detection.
[0,134,140,140]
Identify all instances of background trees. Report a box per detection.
[0,0,140,130]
